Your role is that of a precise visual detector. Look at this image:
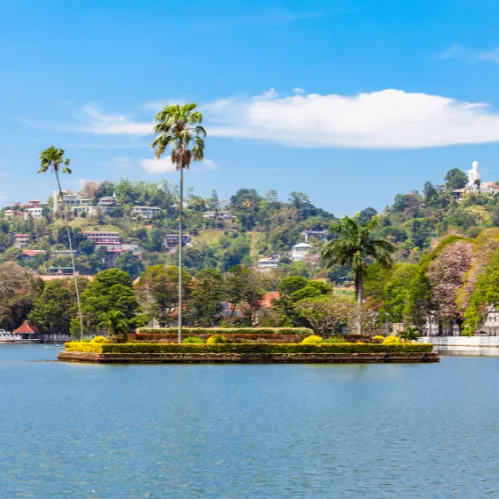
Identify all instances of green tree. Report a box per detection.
[296,295,356,335]
[321,216,395,333]
[29,280,73,334]
[444,168,468,190]
[186,268,224,326]
[80,269,143,333]
[115,252,145,280]
[152,103,206,343]
[98,310,130,342]
[37,146,84,339]
[136,265,192,325]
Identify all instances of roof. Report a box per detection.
[15,234,29,237]
[132,205,161,209]
[294,243,311,248]
[13,320,39,334]
[40,275,94,282]
[22,250,46,257]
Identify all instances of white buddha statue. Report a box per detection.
[467,161,481,189]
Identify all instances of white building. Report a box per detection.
[83,231,121,251]
[202,210,235,220]
[14,234,29,249]
[97,196,117,214]
[257,255,280,272]
[53,191,96,216]
[291,242,311,261]
[131,206,161,219]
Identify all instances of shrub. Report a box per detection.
[301,335,325,345]
[206,334,228,345]
[64,342,433,354]
[183,337,204,344]
[91,335,108,343]
[136,327,313,336]
[383,336,402,345]
[326,336,346,344]
[373,335,385,341]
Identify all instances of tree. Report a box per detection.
[29,280,73,334]
[37,146,84,339]
[445,168,467,190]
[321,216,395,333]
[80,269,143,333]
[152,103,206,343]
[98,310,130,342]
[186,268,224,326]
[136,265,192,325]
[115,252,145,280]
[0,262,39,330]
[296,295,356,335]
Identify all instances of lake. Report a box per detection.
[0,345,498,498]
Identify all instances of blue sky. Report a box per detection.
[3,0,499,215]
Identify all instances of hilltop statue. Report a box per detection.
[467,161,481,189]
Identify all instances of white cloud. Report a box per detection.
[437,44,499,64]
[203,88,499,148]
[22,88,499,149]
[140,157,176,174]
[293,87,305,94]
[140,157,217,175]
[79,105,153,136]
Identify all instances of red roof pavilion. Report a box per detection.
[13,320,39,335]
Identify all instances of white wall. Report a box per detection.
[419,336,499,356]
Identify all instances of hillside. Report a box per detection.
[1,166,499,282]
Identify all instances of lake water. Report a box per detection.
[0,346,498,498]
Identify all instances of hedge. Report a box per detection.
[65,342,433,354]
[136,327,313,336]
[135,333,304,342]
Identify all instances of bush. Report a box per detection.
[373,335,385,341]
[326,336,347,344]
[65,342,433,354]
[183,337,204,344]
[382,336,402,345]
[206,334,228,345]
[301,335,325,345]
[136,327,313,336]
[91,336,108,343]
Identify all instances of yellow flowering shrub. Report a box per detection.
[373,335,385,341]
[206,334,228,345]
[382,336,402,345]
[91,336,108,343]
[301,335,325,345]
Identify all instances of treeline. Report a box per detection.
[0,263,358,336]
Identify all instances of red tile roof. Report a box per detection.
[22,250,45,257]
[13,320,39,334]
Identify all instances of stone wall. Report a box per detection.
[58,351,439,364]
[419,336,499,356]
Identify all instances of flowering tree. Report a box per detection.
[426,240,474,322]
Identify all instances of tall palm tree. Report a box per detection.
[321,216,395,333]
[38,146,84,340]
[151,104,206,343]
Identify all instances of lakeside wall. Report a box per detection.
[58,351,439,364]
[419,336,499,356]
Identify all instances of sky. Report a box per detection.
[3,0,499,215]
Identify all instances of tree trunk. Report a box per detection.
[357,269,363,335]
[55,170,84,340]
[178,166,183,344]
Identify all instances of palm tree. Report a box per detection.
[321,216,395,333]
[98,310,130,342]
[38,146,84,340]
[151,104,206,343]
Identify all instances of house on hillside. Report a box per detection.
[23,200,44,220]
[97,196,118,214]
[131,206,161,219]
[14,234,29,249]
[164,234,190,249]
[53,190,96,216]
[257,255,280,272]
[83,231,122,251]
[21,249,46,261]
